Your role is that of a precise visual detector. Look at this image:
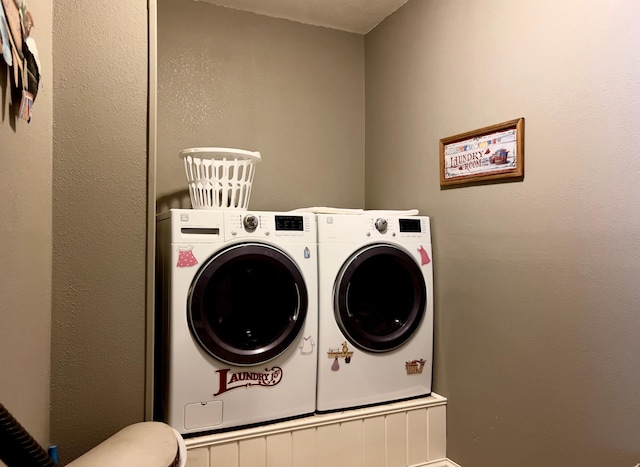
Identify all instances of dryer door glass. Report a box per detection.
[334,244,426,352]
[188,243,308,366]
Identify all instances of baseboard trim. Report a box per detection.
[422,459,462,467]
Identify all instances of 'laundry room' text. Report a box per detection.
[214,367,283,396]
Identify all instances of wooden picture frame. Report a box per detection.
[440,118,524,187]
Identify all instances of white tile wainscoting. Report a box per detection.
[184,393,460,467]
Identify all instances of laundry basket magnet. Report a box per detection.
[179,147,261,210]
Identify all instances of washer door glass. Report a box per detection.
[334,244,426,352]
[188,243,308,366]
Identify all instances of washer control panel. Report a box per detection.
[165,209,316,244]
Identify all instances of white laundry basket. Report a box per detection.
[179,147,261,210]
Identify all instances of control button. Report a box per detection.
[243,215,259,232]
[374,218,388,233]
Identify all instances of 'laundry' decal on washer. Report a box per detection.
[176,246,198,267]
[213,367,283,396]
[417,245,431,266]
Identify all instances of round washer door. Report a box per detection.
[188,243,308,366]
[334,243,426,352]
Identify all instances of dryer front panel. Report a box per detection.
[334,243,427,352]
[188,242,308,366]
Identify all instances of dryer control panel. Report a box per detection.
[317,214,431,243]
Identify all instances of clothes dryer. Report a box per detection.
[316,214,433,412]
[155,209,317,435]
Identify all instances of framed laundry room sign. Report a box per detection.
[440,118,525,187]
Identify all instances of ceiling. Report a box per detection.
[194,0,410,34]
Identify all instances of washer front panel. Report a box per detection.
[155,209,318,434]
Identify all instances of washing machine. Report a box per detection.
[155,209,318,435]
[315,213,433,412]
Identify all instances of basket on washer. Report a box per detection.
[179,147,261,210]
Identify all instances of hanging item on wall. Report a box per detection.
[0,7,12,66]
[440,118,525,187]
[0,0,40,123]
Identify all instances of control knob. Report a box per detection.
[374,218,388,233]
[243,214,259,232]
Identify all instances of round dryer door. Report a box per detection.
[334,243,426,352]
[188,243,308,366]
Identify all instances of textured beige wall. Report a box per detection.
[366,0,640,465]
[157,0,365,212]
[42,0,640,464]
[0,0,52,456]
[51,1,148,464]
